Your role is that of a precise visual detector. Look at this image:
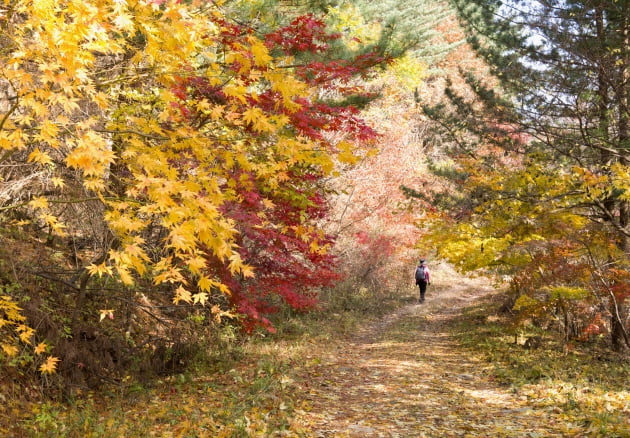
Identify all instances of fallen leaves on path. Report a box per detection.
[11,279,627,437]
[292,284,595,437]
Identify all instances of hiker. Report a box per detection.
[415,259,431,303]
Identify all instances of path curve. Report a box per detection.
[297,279,580,437]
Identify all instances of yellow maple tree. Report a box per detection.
[1,0,367,314]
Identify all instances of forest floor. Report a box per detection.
[294,278,588,437]
[10,275,629,437]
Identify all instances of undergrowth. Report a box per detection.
[2,280,414,437]
[453,292,630,437]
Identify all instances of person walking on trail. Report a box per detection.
[415,259,431,303]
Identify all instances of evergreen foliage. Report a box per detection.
[255,0,461,67]
[417,0,630,350]
[353,0,459,63]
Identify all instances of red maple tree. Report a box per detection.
[170,14,385,330]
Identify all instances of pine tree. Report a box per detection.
[352,0,459,63]
[231,0,459,66]
[423,0,630,350]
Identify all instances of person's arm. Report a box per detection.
[426,268,431,285]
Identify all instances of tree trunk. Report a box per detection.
[607,3,630,351]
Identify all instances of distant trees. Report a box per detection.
[321,0,461,295]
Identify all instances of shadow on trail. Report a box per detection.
[299,282,578,437]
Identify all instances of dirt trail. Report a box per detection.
[297,279,576,437]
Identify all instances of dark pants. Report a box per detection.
[417,280,428,302]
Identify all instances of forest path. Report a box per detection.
[296,279,577,437]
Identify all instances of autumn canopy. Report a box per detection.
[0,0,387,374]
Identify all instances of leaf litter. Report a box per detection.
[10,277,628,437]
[291,279,618,437]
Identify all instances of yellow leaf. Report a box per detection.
[223,83,248,103]
[116,266,134,285]
[27,148,54,166]
[99,309,115,322]
[122,244,150,275]
[186,256,207,275]
[248,37,272,66]
[174,286,192,304]
[210,105,224,120]
[29,197,49,210]
[1,344,19,357]
[265,71,307,110]
[34,342,48,355]
[87,263,113,278]
[218,284,231,295]
[242,107,274,133]
[113,12,135,32]
[32,0,54,18]
[93,92,109,109]
[1,296,26,322]
[39,120,60,143]
[51,177,66,188]
[241,265,255,278]
[168,224,197,253]
[65,151,95,173]
[83,178,107,192]
[242,107,263,126]
[39,356,60,374]
[18,325,34,344]
[192,292,209,306]
[197,276,213,292]
[228,253,244,275]
[38,213,67,235]
[337,141,360,164]
[0,132,14,150]
[154,266,186,285]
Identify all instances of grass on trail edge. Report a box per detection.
[1,287,407,438]
[453,291,630,437]
[3,285,630,437]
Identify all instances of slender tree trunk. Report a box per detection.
[611,7,630,351]
[594,5,626,350]
[612,194,630,350]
